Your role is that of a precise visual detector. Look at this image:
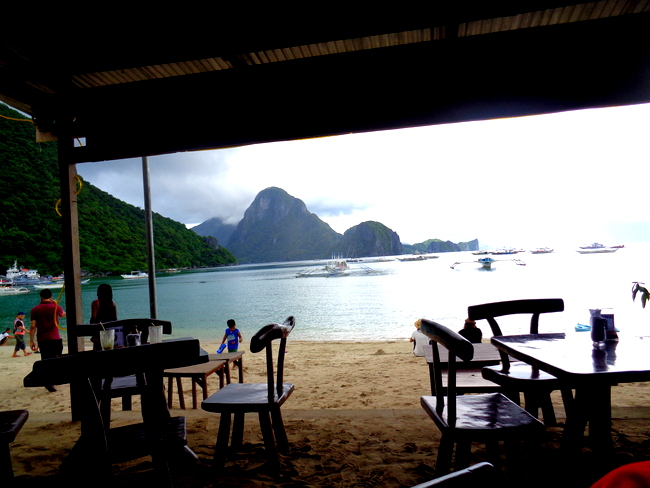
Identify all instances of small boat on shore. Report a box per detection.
[121,271,149,279]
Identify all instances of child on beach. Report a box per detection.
[221,319,243,353]
[0,328,11,346]
[12,312,31,357]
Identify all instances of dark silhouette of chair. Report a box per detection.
[0,410,29,479]
[419,319,544,477]
[410,462,496,487]
[202,316,295,470]
[468,298,574,426]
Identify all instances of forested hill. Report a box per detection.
[0,103,236,275]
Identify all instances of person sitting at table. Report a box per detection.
[458,318,482,343]
[90,284,118,351]
[410,319,430,357]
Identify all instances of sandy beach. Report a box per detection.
[3,340,650,487]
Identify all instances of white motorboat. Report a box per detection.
[6,260,41,284]
[121,271,149,279]
[576,247,617,254]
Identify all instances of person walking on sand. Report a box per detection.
[12,312,31,357]
[30,289,66,391]
[221,319,243,353]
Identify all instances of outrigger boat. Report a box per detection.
[0,285,30,295]
[296,256,375,277]
[450,257,526,270]
[121,270,149,279]
[34,279,90,290]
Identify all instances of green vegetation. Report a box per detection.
[0,103,236,275]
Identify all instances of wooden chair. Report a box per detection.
[419,319,544,477]
[201,316,295,470]
[467,299,574,426]
[77,319,172,418]
[0,410,29,479]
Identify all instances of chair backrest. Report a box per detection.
[419,318,474,427]
[250,316,295,402]
[467,298,564,370]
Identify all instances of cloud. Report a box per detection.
[76,102,650,249]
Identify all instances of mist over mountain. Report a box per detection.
[191,217,236,247]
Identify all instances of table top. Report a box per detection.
[163,359,226,376]
[491,332,650,384]
[423,342,501,369]
[208,351,244,361]
[24,338,208,387]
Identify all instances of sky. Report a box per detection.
[75,103,650,250]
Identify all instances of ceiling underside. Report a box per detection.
[1,1,650,164]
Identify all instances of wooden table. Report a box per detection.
[163,360,226,409]
[491,332,650,458]
[23,338,207,487]
[209,351,245,383]
[423,342,502,395]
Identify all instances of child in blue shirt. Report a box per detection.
[221,319,243,353]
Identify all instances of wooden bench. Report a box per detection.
[0,409,29,479]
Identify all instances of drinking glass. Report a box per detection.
[99,329,115,350]
[148,325,163,344]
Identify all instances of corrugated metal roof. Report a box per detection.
[68,0,650,90]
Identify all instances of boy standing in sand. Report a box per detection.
[12,312,31,357]
[221,319,243,353]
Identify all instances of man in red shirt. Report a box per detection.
[30,289,66,391]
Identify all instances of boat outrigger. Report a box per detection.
[450,257,526,270]
[296,256,375,277]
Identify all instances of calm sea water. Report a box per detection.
[4,243,650,344]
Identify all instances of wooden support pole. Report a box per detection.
[142,156,158,319]
[58,126,84,353]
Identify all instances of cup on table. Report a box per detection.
[148,325,163,344]
[99,329,115,350]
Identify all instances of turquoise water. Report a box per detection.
[3,243,650,344]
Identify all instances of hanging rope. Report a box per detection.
[0,113,33,123]
[54,284,66,330]
[55,175,83,216]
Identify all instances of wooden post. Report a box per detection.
[142,156,158,319]
[58,116,85,422]
[58,126,84,353]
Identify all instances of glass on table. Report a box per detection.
[99,329,115,350]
